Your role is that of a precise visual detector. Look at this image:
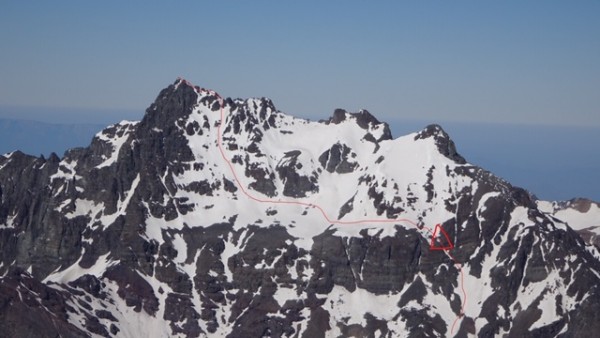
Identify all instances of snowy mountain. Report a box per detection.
[537,198,600,247]
[1,78,600,337]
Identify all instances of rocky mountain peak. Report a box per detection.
[141,78,210,130]
[415,124,466,164]
[322,108,393,142]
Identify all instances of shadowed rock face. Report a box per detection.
[415,124,466,164]
[0,267,89,338]
[1,79,600,337]
[318,143,358,174]
[276,150,319,198]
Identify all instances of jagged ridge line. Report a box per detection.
[184,80,467,335]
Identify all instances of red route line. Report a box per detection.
[184,80,467,335]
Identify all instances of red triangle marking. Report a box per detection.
[429,224,454,251]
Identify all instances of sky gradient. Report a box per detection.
[1,1,599,126]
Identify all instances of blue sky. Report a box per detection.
[1,1,599,126]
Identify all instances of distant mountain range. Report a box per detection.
[1,78,599,337]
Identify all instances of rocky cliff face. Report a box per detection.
[1,78,600,337]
